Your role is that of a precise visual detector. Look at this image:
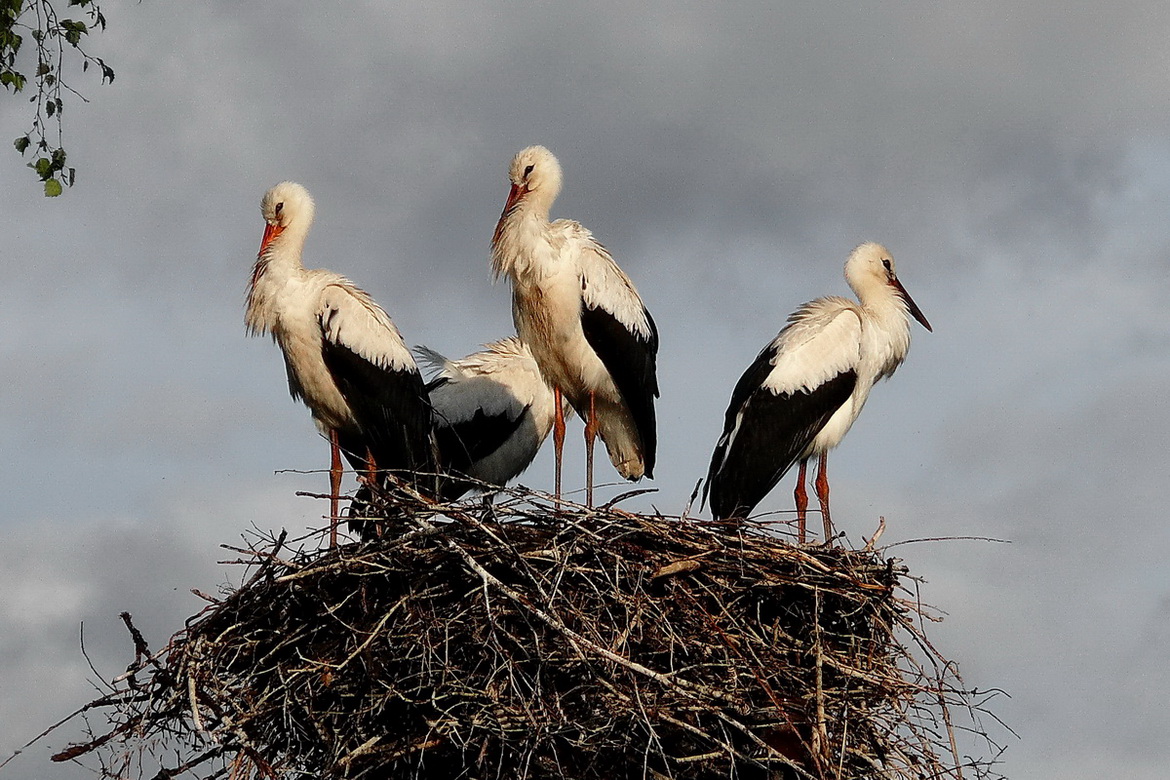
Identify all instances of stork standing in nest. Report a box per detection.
[491,146,659,506]
[704,242,931,542]
[417,337,568,500]
[246,181,435,544]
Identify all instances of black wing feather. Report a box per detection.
[432,406,531,500]
[705,350,857,519]
[703,343,779,510]
[580,303,660,477]
[320,338,436,484]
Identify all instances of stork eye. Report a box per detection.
[882,258,892,271]
[275,202,284,217]
[523,164,535,178]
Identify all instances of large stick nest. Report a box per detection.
[48,484,1007,779]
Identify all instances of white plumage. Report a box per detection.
[416,337,569,499]
[491,146,659,505]
[246,181,434,542]
[704,242,932,542]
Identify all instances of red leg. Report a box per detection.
[364,448,381,539]
[794,458,809,543]
[552,386,565,504]
[815,453,833,542]
[329,429,342,548]
[364,448,377,488]
[584,391,597,507]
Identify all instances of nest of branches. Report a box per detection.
[50,483,1006,780]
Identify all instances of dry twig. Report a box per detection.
[38,483,1007,780]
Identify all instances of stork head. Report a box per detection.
[845,242,932,332]
[503,145,563,215]
[259,181,315,256]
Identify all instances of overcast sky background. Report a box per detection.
[2,2,1168,777]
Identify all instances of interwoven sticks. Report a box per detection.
[50,485,1007,780]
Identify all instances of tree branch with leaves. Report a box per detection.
[1,0,113,196]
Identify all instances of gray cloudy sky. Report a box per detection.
[2,2,1168,777]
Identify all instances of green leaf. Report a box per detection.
[0,29,21,61]
[44,178,62,197]
[60,20,88,47]
[33,157,51,179]
[0,69,24,92]
[13,134,28,154]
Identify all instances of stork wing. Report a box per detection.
[317,282,435,477]
[427,365,531,455]
[570,225,660,477]
[433,400,531,475]
[421,339,556,498]
[705,304,861,519]
[413,344,452,378]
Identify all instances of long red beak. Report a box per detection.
[892,277,932,332]
[492,182,527,246]
[259,222,284,256]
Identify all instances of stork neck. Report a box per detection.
[261,226,310,276]
[508,197,554,239]
[492,206,554,281]
[862,286,906,322]
[861,291,914,369]
[247,229,306,320]
[524,186,556,221]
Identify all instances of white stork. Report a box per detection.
[491,146,659,506]
[416,337,568,500]
[246,181,434,544]
[703,242,932,542]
